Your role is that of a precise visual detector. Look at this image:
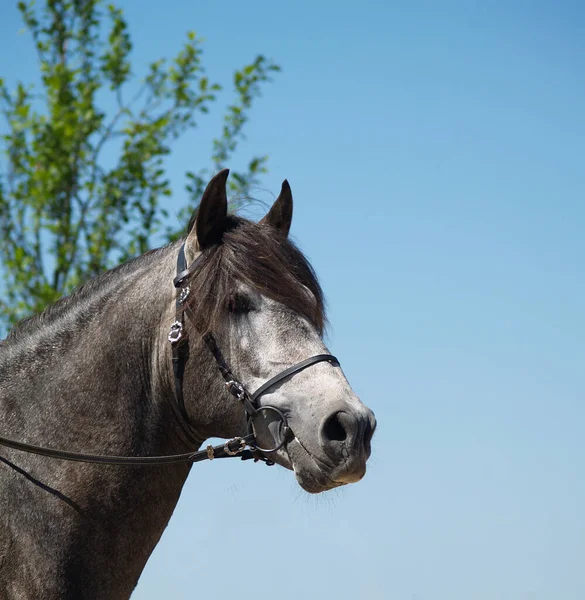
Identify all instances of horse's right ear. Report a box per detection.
[185,169,229,259]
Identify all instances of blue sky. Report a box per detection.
[1,1,584,598]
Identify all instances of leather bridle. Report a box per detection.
[0,244,340,467]
[168,243,339,465]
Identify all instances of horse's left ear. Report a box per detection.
[260,179,293,237]
[186,169,229,256]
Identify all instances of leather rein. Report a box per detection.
[0,243,339,467]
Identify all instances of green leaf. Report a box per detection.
[0,0,280,333]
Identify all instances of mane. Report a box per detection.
[4,246,172,344]
[184,215,327,335]
[3,216,326,345]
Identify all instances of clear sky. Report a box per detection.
[1,1,584,599]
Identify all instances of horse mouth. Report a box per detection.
[257,413,370,494]
[284,437,346,494]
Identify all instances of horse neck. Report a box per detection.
[0,244,199,598]
[0,246,190,449]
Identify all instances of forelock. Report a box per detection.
[184,216,326,334]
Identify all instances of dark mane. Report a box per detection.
[4,216,325,344]
[185,215,326,335]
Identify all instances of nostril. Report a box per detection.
[322,412,348,442]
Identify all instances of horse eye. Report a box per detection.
[227,293,254,315]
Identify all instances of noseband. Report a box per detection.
[169,243,339,464]
[0,244,340,467]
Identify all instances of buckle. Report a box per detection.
[224,437,247,456]
[225,380,245,400]
[168,321,183,344]
[178,286,190,305]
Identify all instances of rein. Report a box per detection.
[0,243,339,467]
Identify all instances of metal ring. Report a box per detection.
[247,405,291,454]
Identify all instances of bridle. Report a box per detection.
[0,243,339,467]
[167,242,339,465]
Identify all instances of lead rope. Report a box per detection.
[0,430,258,465]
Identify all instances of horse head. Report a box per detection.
[177,170,376,493]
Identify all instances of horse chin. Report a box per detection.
[283,439,346,494]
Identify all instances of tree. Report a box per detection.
[0,0,279,330]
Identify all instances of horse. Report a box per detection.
[0,169,376,599]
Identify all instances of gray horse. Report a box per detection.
[0,170,376,599]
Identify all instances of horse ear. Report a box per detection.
[260,180,293,237]
[186,169,229,254]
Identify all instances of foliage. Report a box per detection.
[0,0,279,328]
